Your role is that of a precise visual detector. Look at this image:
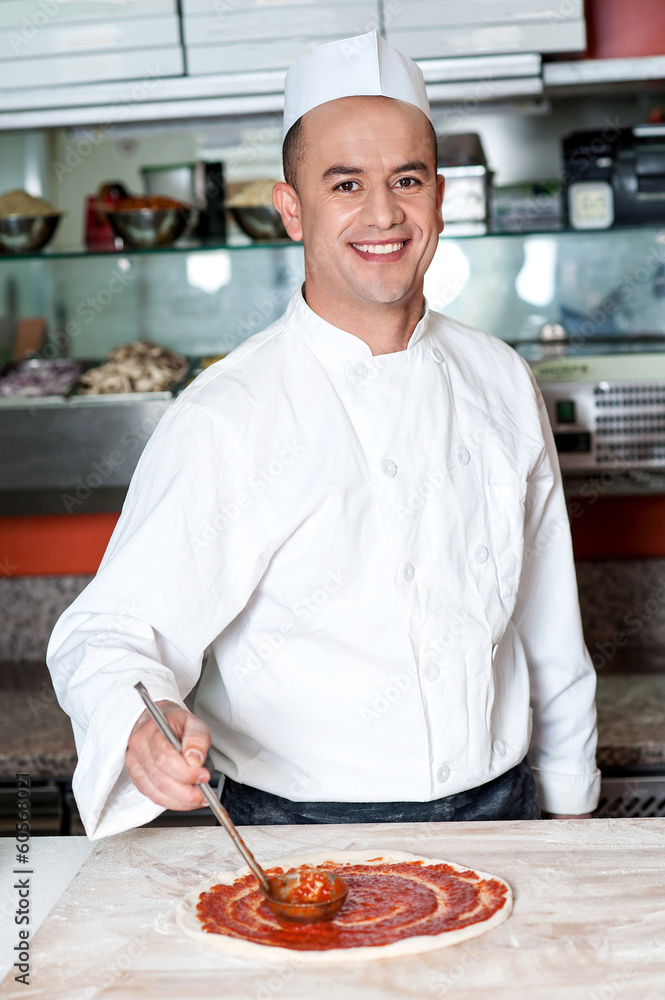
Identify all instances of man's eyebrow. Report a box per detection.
[393,160,431,174]
[321,165,365,181]
[320,160,432,182]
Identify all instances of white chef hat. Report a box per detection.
[282,29,432,142]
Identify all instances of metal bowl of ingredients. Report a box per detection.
[104,196,193,248]
[227,180,287,241]
[0,189,62,254]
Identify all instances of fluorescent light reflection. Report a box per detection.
[424,241,471,310]
[187,251,231,294]
[515,238,556,307]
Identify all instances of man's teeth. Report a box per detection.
[352,241,405,254]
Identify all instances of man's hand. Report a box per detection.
[126,700,212,811]
[541,812,593,819]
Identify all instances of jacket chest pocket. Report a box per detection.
[488,483,527,599]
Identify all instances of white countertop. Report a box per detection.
[1,819,664,999]
[0,836,93,983]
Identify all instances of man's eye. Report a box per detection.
[396,177,419,189]
[336,180,358,192]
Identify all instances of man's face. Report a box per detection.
[275,96,444,311]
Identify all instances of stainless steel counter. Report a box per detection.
[0,395,171,515]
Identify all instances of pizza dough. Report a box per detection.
[176,849,512,964]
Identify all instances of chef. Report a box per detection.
[47,30,600,839]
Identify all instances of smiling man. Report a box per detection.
[48,31,600,839]
[274,94,444,356]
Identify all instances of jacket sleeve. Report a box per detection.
[46,397,275,840]
[512,367,601,815]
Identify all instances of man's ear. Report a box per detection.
[273,182,303,242]
[436,173,445,235]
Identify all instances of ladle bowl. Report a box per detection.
[265,871,349,924]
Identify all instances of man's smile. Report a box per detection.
[349,238,411,259]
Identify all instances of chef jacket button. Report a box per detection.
[430,346,444,364]
[493,739,506,757]
[351,362,368,382]
[424,663,440,681]
[437,764,450,783]
[474,545,489,564]
[403,562,415,582]
[456,448,470,466]
[382,459,398,478]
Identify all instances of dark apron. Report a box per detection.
[220,756,541,825]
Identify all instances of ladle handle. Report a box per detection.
[134,682,272,897]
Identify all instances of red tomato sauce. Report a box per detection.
[276,870,336,903]
[196,859,508,951]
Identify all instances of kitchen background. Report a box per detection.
[2,0,665,832]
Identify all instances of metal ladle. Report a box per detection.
[134,683,348,924]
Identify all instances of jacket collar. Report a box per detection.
[286,282,432,366]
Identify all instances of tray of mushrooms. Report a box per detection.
[71,341,189,402]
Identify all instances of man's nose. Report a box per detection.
[357,184,405,230]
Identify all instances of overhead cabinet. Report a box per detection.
[182,0,381,74]
[0,0,624,128]
[0,0,177,27]
[384,0,586,59]
[0,0,183,89]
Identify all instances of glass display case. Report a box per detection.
[3,224,665,513]
[2,224,665,362]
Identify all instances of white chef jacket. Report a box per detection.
[47,284,600,839]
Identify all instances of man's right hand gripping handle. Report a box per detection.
[126,701,212,811]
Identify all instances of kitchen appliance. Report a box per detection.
[438,132,492,235]
[563,128,617,230]
[563,124,665,229]
[529,350,665,488]
[613,124,665,225]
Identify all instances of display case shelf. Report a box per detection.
[2,223,665,362]
[0,237,297,263]
[3,222,665,264]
